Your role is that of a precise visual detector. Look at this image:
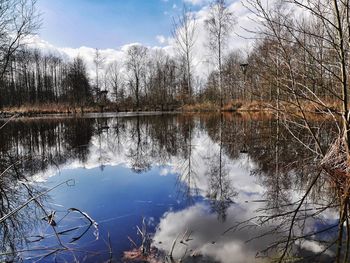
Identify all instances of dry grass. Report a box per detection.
[300,99,341,114]
[1,102,178,116]
[181,101,220,112]
[221,100,243,111]
[1,103,98,115]
[223,99,343,114]
[239,101,272,111]
[322,137,349,180]
[180,100,268,112]
[222,111,274,121]
[222,100,272,112]
[123,248,162,263]
[0,99,344,117]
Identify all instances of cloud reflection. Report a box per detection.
[153,203,271,262]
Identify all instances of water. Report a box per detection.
[0,113,338,262]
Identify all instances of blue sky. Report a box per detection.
[37,0,203,49]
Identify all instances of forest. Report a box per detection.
[0,0,345,114]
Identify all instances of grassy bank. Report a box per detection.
[0,103,178,117]
[0,103,98,117]
[0,99,342,118]
[181,100,274,112]
[182,99,342,115]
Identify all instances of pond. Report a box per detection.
[0,113,340,262]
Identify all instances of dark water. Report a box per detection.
[0,113,339,262]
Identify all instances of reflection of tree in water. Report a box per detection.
[221,115,340,261]
[64,118,94,163]
[249,117,337,208]
[0,118,95,175]
[176,116,199,203]
[96,117,110,170]
[108,117,127,157]
[0,115,193,177]
[206,155,236,222]
[251,117,292,212]
[199,113,342,261]
[148,114,190,163]
[127,115,152,173]
[126,115,194,174]
[205,114,237,222]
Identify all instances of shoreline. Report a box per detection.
[0,100,339,119]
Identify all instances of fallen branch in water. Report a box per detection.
[0,179,74,224]
[68,207,99,241]
[22,182,66,248]
[0,114,18,130]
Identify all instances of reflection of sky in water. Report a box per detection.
[34,141,275,262]
[44,165,195,260]
[38,160,334,262]
[3,116,338,262]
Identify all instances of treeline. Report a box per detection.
[0,47,196,110]
[0,36,339,110]
[0,49,91,107]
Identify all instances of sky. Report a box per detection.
[37,0,206,49]
[32,0,255,78]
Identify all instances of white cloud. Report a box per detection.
[156,35,167,44]
[152,203,272,262]
[184,0,207,6]
[299,240,334,257]
[159,167,170,176]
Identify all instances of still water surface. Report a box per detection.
[0,113,337,262]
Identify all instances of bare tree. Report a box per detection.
[93,48,105,93]
[126,45,148,109]
[106,61,124,103]
[172,5,197,101]
[205,0,235,108]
